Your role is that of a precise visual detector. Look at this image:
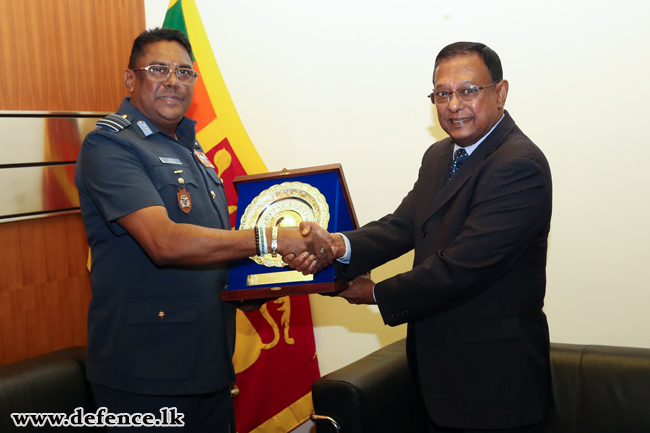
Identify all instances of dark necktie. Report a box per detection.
[448,148,468,181]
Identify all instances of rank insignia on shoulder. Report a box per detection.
[95,113,132,133]
[137,120,153,137]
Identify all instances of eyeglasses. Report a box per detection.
[131,65,200,85]
[428,82,497,105]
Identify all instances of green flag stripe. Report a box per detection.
[162,1,196,62]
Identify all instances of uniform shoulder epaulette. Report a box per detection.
[95,113,132,133]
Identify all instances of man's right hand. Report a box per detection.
[283,222,346,274]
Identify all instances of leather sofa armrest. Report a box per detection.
[312,338,426,433]
[0,346,94,431]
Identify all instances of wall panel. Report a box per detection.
[0,0,145,365]
[0,0,144,112]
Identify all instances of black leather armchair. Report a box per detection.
[0,346,98,432]
[0,346,240,432]
[312,339,650,433]
[547,343,650,432]
[312,339,426,433]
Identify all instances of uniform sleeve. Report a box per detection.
[76,131,164,236]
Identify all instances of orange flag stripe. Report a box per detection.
[185,61,217,132]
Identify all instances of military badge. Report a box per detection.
[177,187,192,214]
[136,120,153,136]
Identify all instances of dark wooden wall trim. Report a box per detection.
[0,0,145,365]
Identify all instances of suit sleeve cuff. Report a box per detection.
[335,233,352,264]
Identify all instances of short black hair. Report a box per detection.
[128,27,192,69]
[433,42,503,84]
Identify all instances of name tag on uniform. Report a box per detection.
[159,157,182,164]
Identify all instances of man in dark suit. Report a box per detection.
[290,42,553,432]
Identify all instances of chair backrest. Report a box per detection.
[0,346,98,432]
[313,340,650,433]
[547,343,650,433]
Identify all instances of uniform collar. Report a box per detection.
[117,97,197,149]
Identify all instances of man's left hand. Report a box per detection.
[338,276,376,305]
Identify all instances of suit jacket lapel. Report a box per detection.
[421,111,516,224]
[433,145,454,194]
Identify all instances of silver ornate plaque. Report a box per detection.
[239,181,330,267]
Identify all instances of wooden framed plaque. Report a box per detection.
[221,164,358,301]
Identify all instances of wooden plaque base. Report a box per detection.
[221,280,349,301]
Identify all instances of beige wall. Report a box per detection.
[145,0,650,375]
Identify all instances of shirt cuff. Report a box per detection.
[335,233,352,264]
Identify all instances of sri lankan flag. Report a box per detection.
[162,2,321,432]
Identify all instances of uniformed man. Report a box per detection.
[75,28,332,432]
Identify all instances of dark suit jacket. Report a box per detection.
[337,112,553,430]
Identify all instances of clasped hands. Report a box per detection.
[277,221,343,273]
[277,222,376,305]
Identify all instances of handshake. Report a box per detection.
[278,221,345,275]
[273,222,376,305]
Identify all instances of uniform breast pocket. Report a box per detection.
[124,299,199,380]
[204,168,226,200]
[204,168,223,187]
[152,164,202,223]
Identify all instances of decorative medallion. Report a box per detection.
[239,181,330,267]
